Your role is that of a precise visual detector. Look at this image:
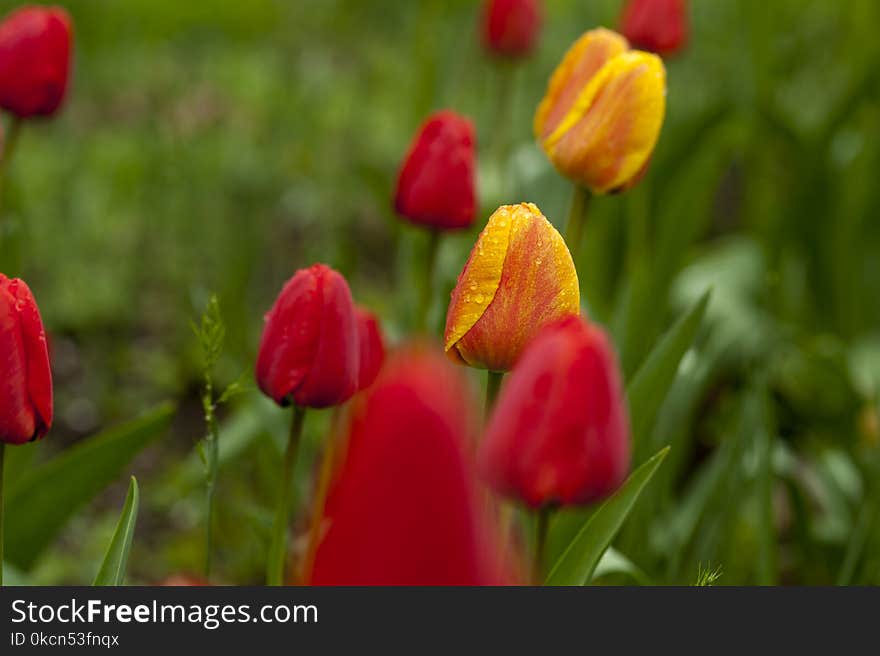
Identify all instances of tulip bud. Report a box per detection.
[0,6,73,118]
[355,306,385,391]
[481,0,541,59]
[308,346,506,585]
[394,110,477,230]
[0,274,52,445]
[621,0,688,56]
[478,315,630,507]
[534,28,666,194]
[255,264,359,409]
[444,203,579,372]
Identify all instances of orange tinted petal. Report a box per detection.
[444,206,515,352]
[534,28,629,141]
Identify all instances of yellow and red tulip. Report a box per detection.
[534,28,666,194]
[444,203,579,372]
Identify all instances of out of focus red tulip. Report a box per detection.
[481,0,541,58]
[355,307,385,391]
[308,346,507,585]
[0,274,52,445]
[445,203,579,372]
[394,110,477,231]
[255,264,359,409]
[620,0,688,56]
[0,6,73,118]
[478,315,630,507]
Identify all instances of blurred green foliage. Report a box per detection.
[1,0,878,584]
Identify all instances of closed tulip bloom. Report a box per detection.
[534,28,666,194]
[394,110,476,230]
[308,347,503,585]
[621,0,688,56]
[355,307,385,391]
[0,274,52,445]
[481,0,541,58]
[445,203,579,372]
[256,264,359,409]
[478,315,630,507]
[0,6,73,118]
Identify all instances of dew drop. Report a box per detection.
[475,294,485,304]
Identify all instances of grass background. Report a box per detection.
[1,0,879,584]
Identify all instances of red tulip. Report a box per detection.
[0,6,73,118]
[308,346,505,585]
[255,264,359,409]
[394,110,477,230]
[478,315,630,507]
[481,0,541,58]
[0,274,52,445]
[620,0,688,56]
[355,307,385,391]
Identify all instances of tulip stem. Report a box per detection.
[485,370,504,418]
[0,443,5,586]
[533,506,551,585]
[564,185,591,264]
[418,229,441,333]
[0,117,22,194]
[0,117,22,259]
[267,405,306,586]
[203,393,219,579]
[301,408,342,581]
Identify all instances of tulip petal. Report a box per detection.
[0,283,35,444]
[294,270,360,407]
[255,268,323,405]
[445,203,579,372]
[444,205,514,353]
[545,50,666,194]
[534,28,629,141]
[478,316,631,508]
[8,278,52,437]
[309,347,508,585]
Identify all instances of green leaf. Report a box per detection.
[5,403,174,569]
[545,447,670,586]
[627,291,710,460]
[93,477,140,586]
[593,547,653,586]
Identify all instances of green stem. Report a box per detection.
[626,179,650,275]
[266,405,306,586]
[0,117,22,196]
[0,443,5,586]
[484,370,503,418]
[203,391,219,579]
[0,117,22,264]
[533,506,551,585]
[564,185,591,265]
[418,229,441,334]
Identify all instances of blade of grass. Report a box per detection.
[545,447,669,585]
[5,403,173,569]
[627,290,711,461]
[93,477,139,586]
